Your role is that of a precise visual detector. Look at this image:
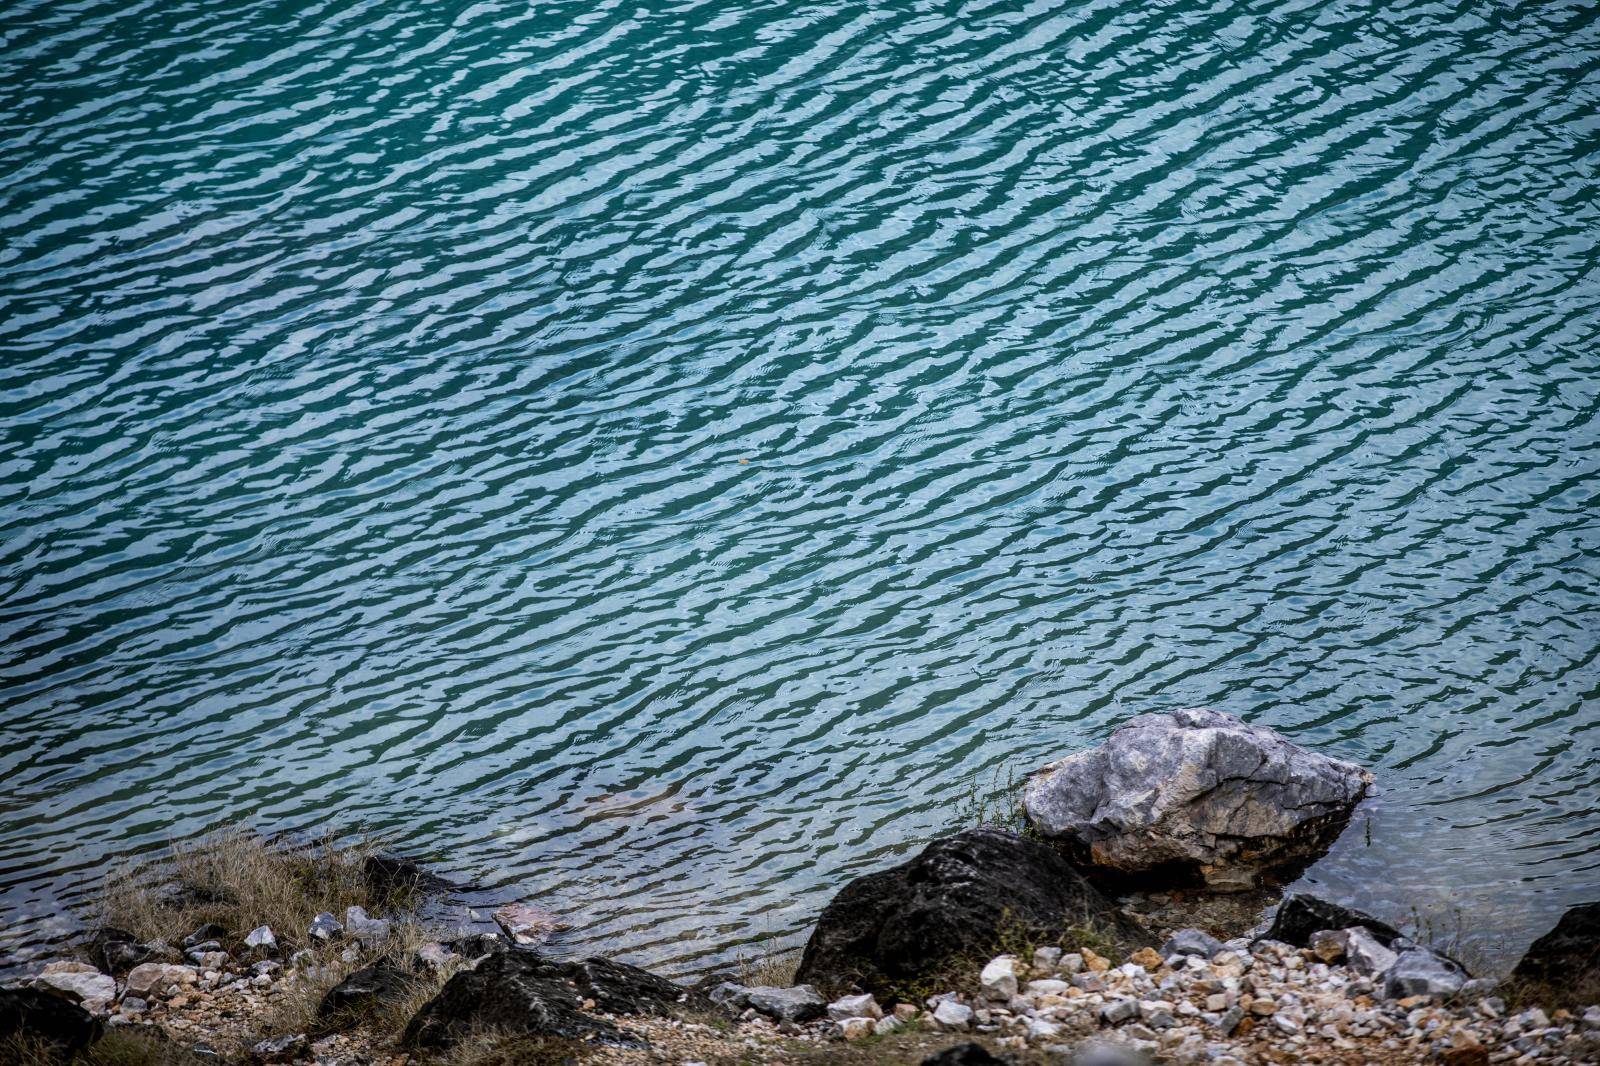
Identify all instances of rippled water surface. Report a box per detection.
[3,0,1600,972]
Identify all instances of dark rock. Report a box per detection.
[449,932,511,959]
[1510,901,1600,993]
[1264,894,1399,948]
[364,854,454,902]
[743,985,826,1022]
[921,1043,1006,1066]
[85,927,158,975]
[402,951,704,1051]
[0,986,102,1053]
[181,924,229,950]
[318,961,412,1023]
[1160,928,1223,959]
[794,827,1142,999]
[1023,709,1371,891]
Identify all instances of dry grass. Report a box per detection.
[426,1027,591,1066]
[101,827,410,952]
[734,938,800,988]
[0,1030,210,1066]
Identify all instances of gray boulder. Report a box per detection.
[1160,929,1222,959]
[744,985,826,1023]
[1383,946,1469,999]
[1022,708,1372,890]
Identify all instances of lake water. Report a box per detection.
[2,0,1598,975]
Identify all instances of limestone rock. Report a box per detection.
[744,985,825,1023]
[250,1033,308,1063]
[31,968,116,1016]
[124,963,198,999]
[308,912,342,942]
[1023,709,1372,889]
[1383,946,1469,1000]
[837,1016,875,1040]
[827,992,883,1020]
[1345,927,1399,978]
[794,828,1140,998]
[931,1000,973,1029]
[979,956,1021,1000]
[244,926,277,951]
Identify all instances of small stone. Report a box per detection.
[932,1000,974,1029]
[1129,947,1164,971]
[1033,947,1062,971]
[1217,1005,1245,1035]
[1082,948,1111,973]
[1162,929,1224,959]
[181,924,228,950]
[836,1017,874,1040]
[1205,993,1229,1012]
[1581,1005,1600,1030]
[1071,973,1104,992]
[1250,998,1277,1015]
[1345,926,1399,977]
[1061,952,1085,975]
[119,997,147,1015]
[894,1003,920,1022]
[343,906,392,943]
[125,963,198,999]
[827,993,883,1020]
[1383,947,1468,1000]
[251,960,281,975]
[980,956,1021,1000]
[1272,1014,1300,1034]
[1026,979,1070,995]
[308,912,342,942]
[1309,929,1348,963]
[1028,1017,1061,1039]
[250,1033,308,1063]
[416,943,459,971]
[1100,997,1139,1025]
[244,925,276,951]
[1516,1008,1551,1030]
[873,1016,900,1036]
[194,951,229,970]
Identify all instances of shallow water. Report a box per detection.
[2,0,1599,974]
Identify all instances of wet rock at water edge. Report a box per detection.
[0,987,103,1053]
[319,960,412,1023]
[794,827,1142,998]
[1022,708,1372,890]
[493,902,565,946]
[1264,893,1400,948]
[1509,901,1600,1003]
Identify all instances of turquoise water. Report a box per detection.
[2,0,1599,974]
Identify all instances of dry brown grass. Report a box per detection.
[101,827,409,952]
[734,938,800,988]
[426,1026,592,1066]
[0,1029,211,1066]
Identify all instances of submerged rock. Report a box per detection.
[493,902,565,946]
[0,987,102,1053]
[794,827,1141,999]
[1509,901,1600,1000]
[402,950,706,1051]
[1022,709,1372,890]
[1265,893,1399,948]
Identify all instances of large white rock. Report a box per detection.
[1023,708,1372,889]
[826,992,883,1020]
[33,966,116,1016]
[124,963,198,999]
[1344,927,1398,977]
[979,955,1021,1000]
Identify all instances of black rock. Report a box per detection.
[448,932,511,960]
[318,961,412,1023]
[182,923,230,950]
[1509,901,1600,991]
[364,854,455,903]
[0,987,103,1053]
[85,926,158,975]
[402,951,709,1051]
[1263,894,1399,948]
[921,1043,1006,1066]
[794,827,1143,999]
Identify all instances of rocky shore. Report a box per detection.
[5,710,1598,1066]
